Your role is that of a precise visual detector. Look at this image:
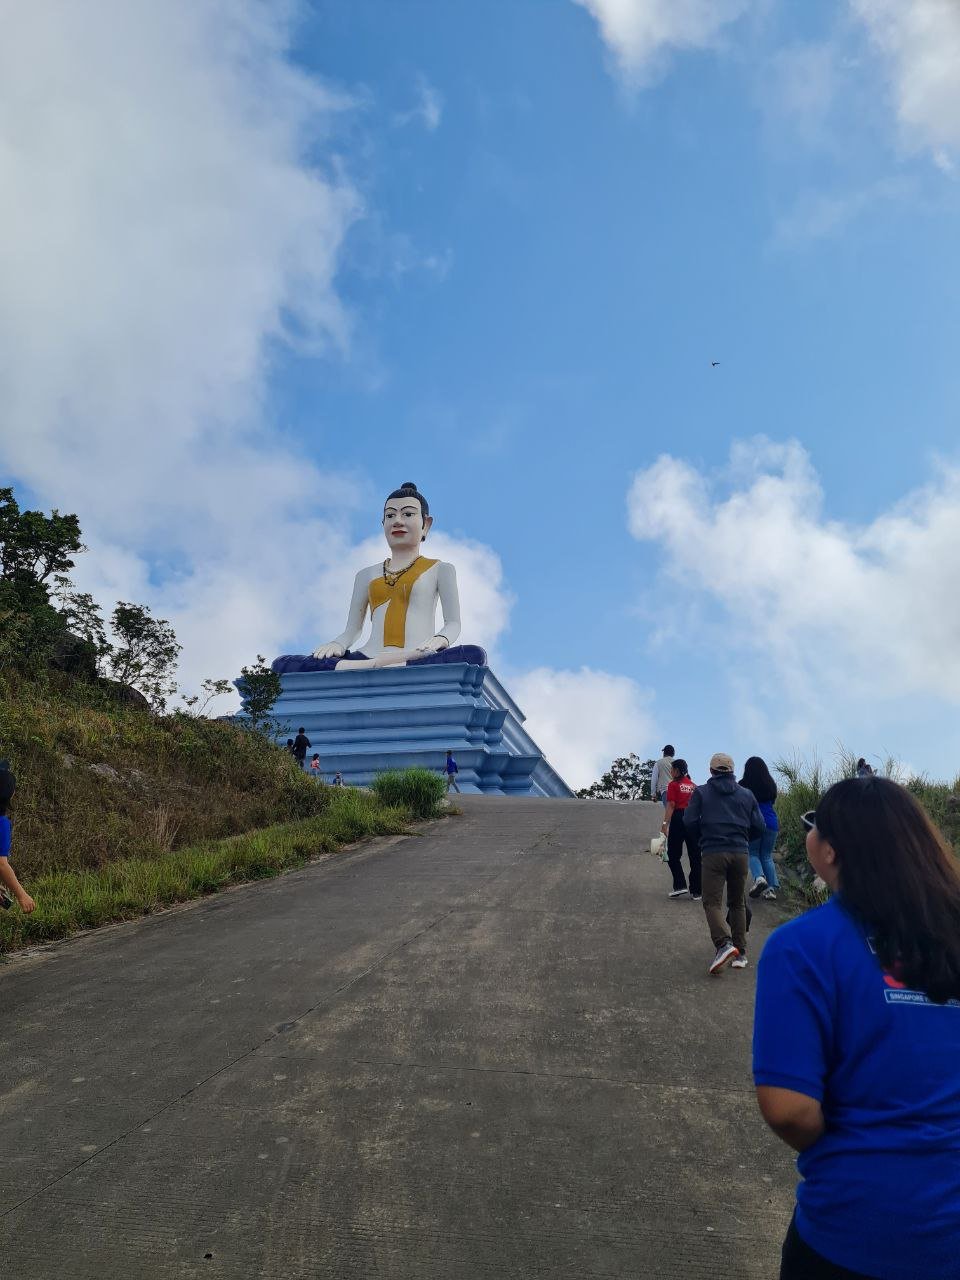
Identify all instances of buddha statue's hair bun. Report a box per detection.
[387,481,429,519]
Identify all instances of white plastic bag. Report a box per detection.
[650,832,667,859]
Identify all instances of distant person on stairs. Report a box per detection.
[445,750,461,794]
[651,745,675,807]
[684,752,764,975]
[292,727,311,770]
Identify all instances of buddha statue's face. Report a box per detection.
[383,496,432,553]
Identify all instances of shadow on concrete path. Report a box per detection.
[0,796,796,1278]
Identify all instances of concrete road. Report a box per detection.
[0,797,796,1278]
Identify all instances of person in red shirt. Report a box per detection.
[660,759,701,900]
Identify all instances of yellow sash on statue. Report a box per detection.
[368,558,438,648]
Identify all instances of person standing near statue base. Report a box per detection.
[445,750,461,794]
[684,753,764,974]
[292,727,311,771]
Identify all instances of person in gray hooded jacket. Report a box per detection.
[684,752,765,975]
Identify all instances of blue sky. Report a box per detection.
[2,1,960,786]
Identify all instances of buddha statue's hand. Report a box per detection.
[312,642,346,660]
[414,636,449,656]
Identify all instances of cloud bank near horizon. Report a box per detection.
[627,438,960,757]
[0,0,649,789]
[0,0,363,687]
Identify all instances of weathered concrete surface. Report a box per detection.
[0,797,796,1277]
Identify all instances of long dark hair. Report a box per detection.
[739,755,777,803]
[815,777,960,1003]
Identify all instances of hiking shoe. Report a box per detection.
[689,894,702,901]
[749,877,768,899]
[709,942,739,974]
[668,887,688,898]
[731,954,749,969]
[762,888,778,901]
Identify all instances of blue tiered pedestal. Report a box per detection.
[266,663,573,797]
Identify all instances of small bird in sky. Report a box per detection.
[711,361,720,367]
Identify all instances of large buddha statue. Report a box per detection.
[273,482,486,674]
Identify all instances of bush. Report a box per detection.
[372,767,446,819]
[773,749,960,900]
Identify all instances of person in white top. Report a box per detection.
[651,746,675,806]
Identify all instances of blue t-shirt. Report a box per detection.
[754,897,960,1279]
[0,815,10,857]
[757,799,779,831]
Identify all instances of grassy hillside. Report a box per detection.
[1,671,330,879]
[0,673,445,953]
[774,751,960,899]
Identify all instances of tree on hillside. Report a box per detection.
[51,577,109,658]
[0,487,83,585]
[0,487,85,669]
[236,655,282,733]
[577,753,655,801]
[180,677,233,718]
[0,485,189,710]
[108,603,182,712]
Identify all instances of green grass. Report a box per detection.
[0,670,334,878]
[773,748,960,902]
[0,788,411,954]
[372,767,447,819]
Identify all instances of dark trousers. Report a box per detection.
[701,851,748,952]
[666,811,701,895]
[781,1215,875,1279]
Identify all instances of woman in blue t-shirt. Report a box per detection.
[739,755,780,900]
[753,777,960,1279]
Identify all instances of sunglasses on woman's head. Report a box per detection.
[801,810,817,832]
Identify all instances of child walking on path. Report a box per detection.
[445,750,461,794]
[0,766,36,914]
[309,753,322,779]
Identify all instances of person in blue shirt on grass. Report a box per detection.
[753,776,960,1280]
[0,765,36,915]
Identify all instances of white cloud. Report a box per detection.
[574,0,753,84]
[761,41,841,150]
[627,439,960,738]
[0,0,362,692]
[771,177,912,246]
[0,0,648,789]
[850,0,960,162]
[509,667,657,791]
[394,74,443,131]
